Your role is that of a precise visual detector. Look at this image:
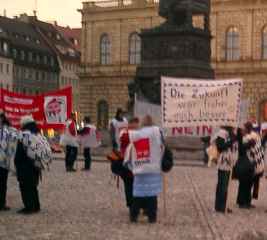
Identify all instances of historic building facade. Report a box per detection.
[80,0,267,127]
[0,14,81,113]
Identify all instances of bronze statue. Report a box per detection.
[159,0,210,26]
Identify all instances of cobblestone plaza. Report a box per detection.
[1,161,267,240]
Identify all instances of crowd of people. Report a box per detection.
[211,122,266,214]
[60,113,100,172]
[0,113,52,214]
[2,106,267,222]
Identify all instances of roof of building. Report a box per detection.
[54,25,81,52]
[0,16,53,54]
[27,17,81,62]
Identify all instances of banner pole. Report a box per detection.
[225,168,233,214]
[163,173,167,218]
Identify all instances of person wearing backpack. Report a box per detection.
[15,116,52,214]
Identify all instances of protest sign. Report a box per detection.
[0,87,72,129]
[161,77,243,128]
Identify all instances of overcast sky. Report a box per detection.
[1,0,83,28]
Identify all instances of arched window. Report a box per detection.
[100,34,111,65]
[97,100,109,129]
[262,26,267,59]
[226,27,240,61]
[129,32,141,64]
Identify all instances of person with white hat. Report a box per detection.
[15,115,52,214]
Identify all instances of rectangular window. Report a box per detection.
[0,63,3,73]
[6,64,9,74]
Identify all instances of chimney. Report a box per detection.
[3,9,6,17]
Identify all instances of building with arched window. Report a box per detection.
[225,27,240,61]
[129,32,141,65]
[100,34,111,65]
[97,100,109,129]
[79,0,267,123]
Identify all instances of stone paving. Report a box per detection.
[1,161,267,240]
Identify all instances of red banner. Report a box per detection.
[0,87,72,129]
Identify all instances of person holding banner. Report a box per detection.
[61,113,78,172]
[124,115,164,223]
[78,116,100,171]
[0,113,17,211]
[110,108,128,152]
[213,126,238,213]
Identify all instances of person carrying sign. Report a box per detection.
[124,115,164,223]
[60,113,79,172]
[213,126,238,213]
[78,116,100,171]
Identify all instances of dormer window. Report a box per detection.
[36,39,40,44]
[26,36,30,41]
[56,34,61,40]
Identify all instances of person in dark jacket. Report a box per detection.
[213,126,238,213]
[236,128,255,209]
[15,116,41,214]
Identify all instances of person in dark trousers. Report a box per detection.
[15,116,41,214]
[62,113,78,172]
[236,128,255,209]
[0,113,13,211]
[213,126,238,213]
[124,115,164,223]
[111,117,140,208]
[241,122,265,208]
[78,116,99,171]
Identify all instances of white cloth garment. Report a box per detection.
[60,119,78,147]
[124,126,163,175]
[111,118,128,150]
[78,124,101,149]
[212,128,238,171]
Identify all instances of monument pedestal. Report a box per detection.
[135,25,214,104]
[131,0,214,163]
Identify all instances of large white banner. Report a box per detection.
[161,77,243,128]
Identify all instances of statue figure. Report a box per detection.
[159,0,210,27]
